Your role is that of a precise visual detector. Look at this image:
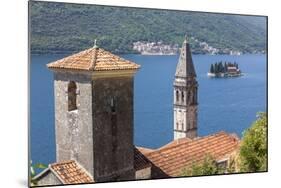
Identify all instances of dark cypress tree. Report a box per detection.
[224,62,227,72]
[219,62,223,72]
[210,64,214,73]
[214,63,218,73]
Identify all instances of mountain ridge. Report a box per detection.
[30,1,266,54]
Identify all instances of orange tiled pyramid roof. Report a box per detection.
[141,131,239,177]
[47,47,140,71]
[50,160,94,184]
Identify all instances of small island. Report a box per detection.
[207,61,242,78]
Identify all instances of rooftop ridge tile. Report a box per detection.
[47,47,140,71]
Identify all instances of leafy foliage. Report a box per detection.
[30,161,47,186]
[210,61,240,74]
[180,155,225,176]
[238,112,267,172]
[30,1,266,54]
[210,64,214,73]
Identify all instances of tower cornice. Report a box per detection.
[173,103,198,108]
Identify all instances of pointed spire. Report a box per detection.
[175,35,196,78]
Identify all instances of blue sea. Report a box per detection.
[30,54,266,173]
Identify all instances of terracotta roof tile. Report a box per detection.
[141,131,239,178]
[50,160,94,184]
[159,137,192,149]
[47,47,140,71]
[136,146,155,155]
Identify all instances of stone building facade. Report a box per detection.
[43,46,140,183]
[173,36,198,140]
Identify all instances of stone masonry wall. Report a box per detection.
[173,78,198,140]
[92,76,135,182]
[53,70,135,182]
[36,170,61,186]
[135,167,151,180]
[54,71,94,176]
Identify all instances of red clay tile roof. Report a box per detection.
[50,160,94,184]
[136,146,155,155]
[47,47,140,71]
[141,131,239,178]
[159,137,192,149]
[134,148,152,170]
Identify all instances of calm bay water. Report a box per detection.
[30,54,266,171]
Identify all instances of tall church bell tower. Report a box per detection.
[173,36,198,140]
[47,44,140,182]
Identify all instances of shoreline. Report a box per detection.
[207,72,243,78]
[30,51,266,56]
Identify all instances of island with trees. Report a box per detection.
[207,61,242,78]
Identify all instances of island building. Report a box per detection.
[33,38,240,186]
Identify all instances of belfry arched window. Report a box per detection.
[110,97,117,113]
[176,90,179,102]
[68,81,77,111]
[181,91,184,102]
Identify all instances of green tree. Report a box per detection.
[30,161,47,186]
[30,1,266,54]
[180,155,224,176]
[239,112,267,172]
[218,62,223,72]
[235,62,239,69]
[224,62,228,72]
[210,64,214,73]
[214,63,218,74]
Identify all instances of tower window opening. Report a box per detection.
[182,91,184,102]
[176,90,179,102]
[187,92,190,104]
[68,81,77,111]
[110,97,117,113]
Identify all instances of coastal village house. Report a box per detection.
[33,37,240,186]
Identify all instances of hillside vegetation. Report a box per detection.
[30,1,266,54]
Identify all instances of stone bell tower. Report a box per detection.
[47,43,140,182]
[173,36,198,140]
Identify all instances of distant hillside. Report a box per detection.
[30,1,266,54]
